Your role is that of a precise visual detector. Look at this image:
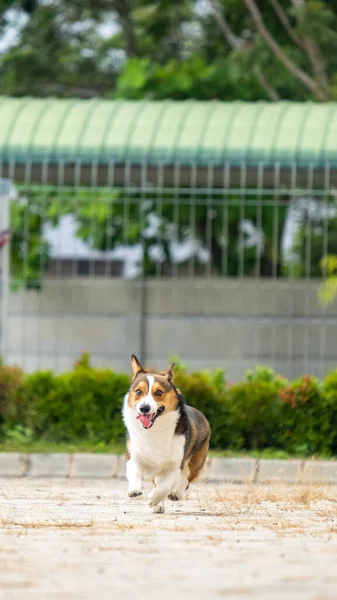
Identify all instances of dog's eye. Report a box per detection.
[155,390,163,397]
[135,389,142,397]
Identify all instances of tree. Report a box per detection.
[0,2,118,97]
[2,1,337,101]
[0,0,198,98]
[210,0,337,102]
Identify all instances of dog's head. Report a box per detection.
[127,354,178,429]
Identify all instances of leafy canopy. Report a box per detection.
[2,1,337,101]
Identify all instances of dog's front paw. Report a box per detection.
[147,489,164,508]
[151,502,165,514]
[128,489,143,498]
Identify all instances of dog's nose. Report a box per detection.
[139,404,151,414]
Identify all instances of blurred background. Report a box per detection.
[1,0,337,380]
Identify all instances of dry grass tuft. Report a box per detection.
[210,483,331,508]
[0,582,35,589]
[0,518,95,529]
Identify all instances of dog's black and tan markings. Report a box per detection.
[174,395,210,486]
[122,354,211,513]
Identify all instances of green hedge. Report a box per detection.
[1,355,337,457]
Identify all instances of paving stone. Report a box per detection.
[0,452,27,476]
[28,453,71,477]
[197,456,215,482]
[208,458,257,483]
[302,460,337,483]
[70,453,118,478]
[3,452,337,485]
[117,455,127,480]
[257,459,303,483]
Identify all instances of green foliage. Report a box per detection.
[174,366,230,448]
[5,424,33,446]
[318,254,337,306]
[225,380,283,451]
[114,55,263,101]
[27,368,129,444]
[6,2,336,288]
[10,186,288,287]
[322,369,337,454]
[279,375,334,456]
[10,199,50,290]
[2,355,130,444]
[0,3,114,97]
[1,356,337,457]
[9,185,289,290]
[0,362,25,425]
[292,217,337,278]
[2,0,337,102]
[245,365,287,389]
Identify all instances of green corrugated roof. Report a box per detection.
[0,97,336,167]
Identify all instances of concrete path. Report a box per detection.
[1,478,337,599]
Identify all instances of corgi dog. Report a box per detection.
[122,355,211,513]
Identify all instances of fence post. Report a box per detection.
[139,236,147,366]
[0,179,11,362]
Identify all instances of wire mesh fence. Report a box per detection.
[2,160,337,380]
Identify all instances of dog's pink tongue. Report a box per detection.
[137,414,152,428]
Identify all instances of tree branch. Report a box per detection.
[255,69,281,101]
[243,0,323,100]
[113,0,139,57]
[209,0,241,49]
[303,38,331,99]
[209,0,281,101]
[268,0,303,48]
[291,0,331,100]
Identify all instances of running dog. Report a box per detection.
[122,355,211,513]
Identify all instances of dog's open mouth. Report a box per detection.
[137,413,156,429]
[137,406,165,429]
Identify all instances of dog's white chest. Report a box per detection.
[123,405,184,476]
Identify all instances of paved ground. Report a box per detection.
[1,478,337,599]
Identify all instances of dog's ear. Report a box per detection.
[160,362,175,382]
[131,354,145,377]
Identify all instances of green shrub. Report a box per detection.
[5,370,55,432]
[225,380,283,451]
[245,365,287,389]
[29,366,130,444]
[1,356,130,445]
[174,366,230,448]
[322,370,337,455]
[1,354,337,457]
[279,375,334,456]
[5,424,34,446]
[0,362,25,429]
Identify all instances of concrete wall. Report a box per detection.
[6,277,337,380]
